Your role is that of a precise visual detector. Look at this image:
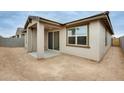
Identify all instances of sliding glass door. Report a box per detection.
[48,31,59,50]
[48,32,53,49]
[54,31,59,50]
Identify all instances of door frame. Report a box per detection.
[48,31,60,51]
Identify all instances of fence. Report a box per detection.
[0,37,24,47]
[120,36,124,53]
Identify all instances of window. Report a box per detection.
[67,25,89,46]
[69,37,75,44]
[68,28,75,36]
[77,36,86,45]
[105,30,107,46]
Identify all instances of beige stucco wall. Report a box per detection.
[60,21,100,61]
[60,21,112,62]
[24,33,27,48]
[32,29,37,52]
[26,29,37,52]
[37,22,44,58]
[27,28,32,52]
[26,20,44,54]
[98,22,112,61]
[26,20,38,52]
[44,31,48,50]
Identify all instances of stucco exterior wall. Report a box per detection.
[24,33,27,48]
[32,29,37,52]
[27,29,37,52]
[26,20,38,52]
[37,22,45,58]
[98,21,112,61]
[60,21,100,61]
[27,28,32,52]
[44,31,48,50]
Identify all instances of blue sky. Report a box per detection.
[0,11,123,37]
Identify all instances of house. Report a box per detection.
[0,35,3,38]
[24,11,114,62]
[16,27,25,38]
[10,35,16,38]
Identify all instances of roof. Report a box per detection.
[24,16,63,29]
[24,11,114,35]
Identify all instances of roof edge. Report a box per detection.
[64,11,109,25]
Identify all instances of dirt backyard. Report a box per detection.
[0,47,124,81]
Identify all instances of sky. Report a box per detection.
[0,11,123,37]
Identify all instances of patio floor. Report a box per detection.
[29,50,61,58]
[0,47,124,80]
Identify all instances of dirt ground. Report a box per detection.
[0,47,124,81]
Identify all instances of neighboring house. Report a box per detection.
[24,11,114,62]
[10,35,16,38]
[0,35,3,38]
[16,28,25,38]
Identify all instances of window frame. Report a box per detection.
[66,24,90,48]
